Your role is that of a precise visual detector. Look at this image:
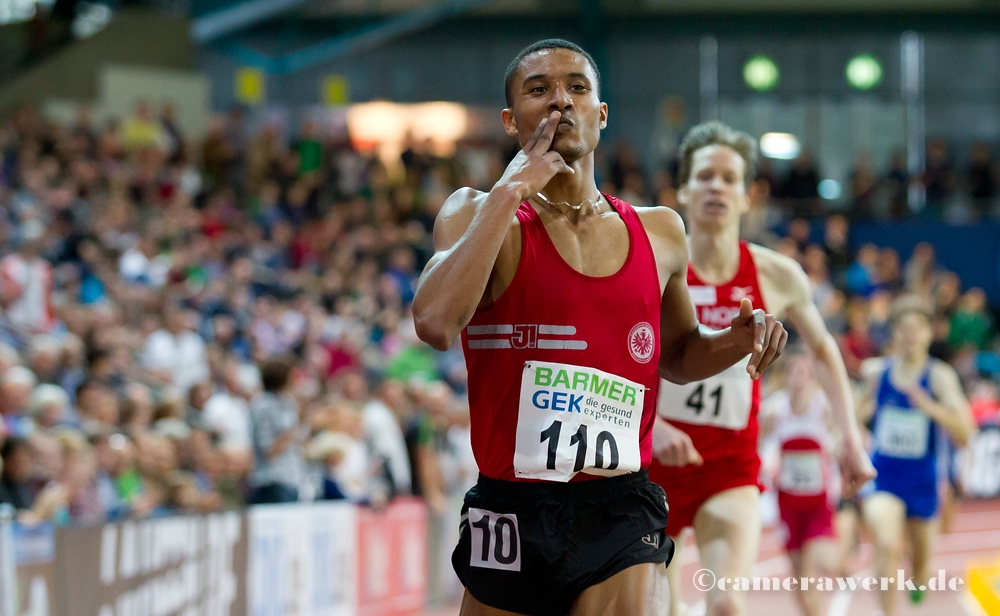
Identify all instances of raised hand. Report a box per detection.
[730,297,787,380]
[498,111,575,200]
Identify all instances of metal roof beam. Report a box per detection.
[191,0,314,43]
[215,0,498,74]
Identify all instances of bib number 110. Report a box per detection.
[539,419,619,473]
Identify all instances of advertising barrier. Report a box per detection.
[12,522,54,616]
[247,502,357,616]
[356,499,426,616]
[3,499,430,616]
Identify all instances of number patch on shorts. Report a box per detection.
[468,508,521,571]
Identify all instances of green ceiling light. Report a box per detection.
[846,54,883,90]
[743,55,779,92]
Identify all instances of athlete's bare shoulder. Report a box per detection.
[747,243,812,308]
[928,358,962,391]
[634,206,688,272]
[860,356,889,384]
[747,243,809,287]
[433,187,520,252]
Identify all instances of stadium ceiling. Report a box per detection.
[297,0,992,16]
[191,0,996,73]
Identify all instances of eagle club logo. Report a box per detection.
[628,322,655,364]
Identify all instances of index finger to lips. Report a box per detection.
[524,118,548,151]
[538,111,561,150]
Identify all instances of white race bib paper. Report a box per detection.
[875,407,930,459]
[513,361,644,482]
[778,451,825,495]
[657,357,753,430]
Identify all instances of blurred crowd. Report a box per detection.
[0,101,996,526]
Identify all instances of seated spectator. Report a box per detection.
[142,303,210,395]
[949,288,995,351]
[1,366,37,438]
[30,383,71,429]
[846,244,879,297]
[0,437,36,510]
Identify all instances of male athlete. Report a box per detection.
[859,296,975,616]
[648,122,876,616]
[413,41,787,616]
[759,349,840,616]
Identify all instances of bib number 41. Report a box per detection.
[686,384,723,417]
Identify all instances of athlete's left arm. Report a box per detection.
[642,208,787,385]
[909,362,977,447]
[756,247,876,495]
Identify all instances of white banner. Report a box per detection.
[247,503,358,616]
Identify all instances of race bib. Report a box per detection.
[657,357,753,430]
[875,407,930,459]
[778,451,824,495]
[513,361,644,482]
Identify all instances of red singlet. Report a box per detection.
[462,196,661,482]
[649,241,766,534]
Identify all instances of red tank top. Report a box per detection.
[656,241,766,468]
[768,389,836,508]
[462,195,662,482]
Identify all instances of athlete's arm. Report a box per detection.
[908,361,977,447]
[646,208,787,384]
[754,247,876,495]
[412,111,573,350]
[857,356,886,425]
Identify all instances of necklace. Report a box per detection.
[534,191,603,215]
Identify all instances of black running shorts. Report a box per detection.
[452,469,674,616]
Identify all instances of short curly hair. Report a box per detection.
[677,121,758,189]
[504,39,601,108]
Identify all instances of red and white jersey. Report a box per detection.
[767,388,837,506]
[0,254,54,334]
[657,241,764,471]
[462,196,662,482]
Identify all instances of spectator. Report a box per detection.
[0,219,55,337]
[822,215,852,287]
[248,357,305,504]
[142,303,210,395]
[884,149,910,219]
[846,243,879,297]
[26,335,63,385]
[967,142,997,219]
[949,288,994,351]
[1,366,37,438]
[121,101,165,152]
[923,138,955,217]
[30,383,71,429]
[848,151,877,219]
[0,437,36,510]
[839,302,878,379]
[904,242,938,297]
[781,151,821,216]
[874,247,901,292]
[362,379,413,496]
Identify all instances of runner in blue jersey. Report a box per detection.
[858,296,976,616]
